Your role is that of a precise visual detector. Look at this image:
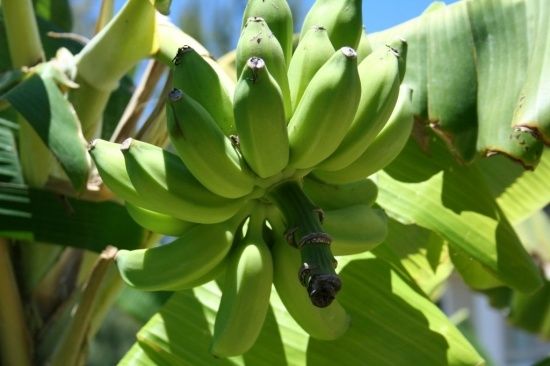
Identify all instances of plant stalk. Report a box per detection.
[1,0,44,68]
[268,180,341,308]
[0,238,32,366]
[49,246,118,366]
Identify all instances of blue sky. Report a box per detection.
[174,0,460,56]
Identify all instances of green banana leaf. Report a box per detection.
[119,253,484,366]
[0,184,144,251]
[33,0,73,31]
[0,118,22,184]
[1,71,90,190]
[377,131,542,293]
[370,0,548,167]
[372,218,453,300]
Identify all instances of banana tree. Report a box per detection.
[0,0,549,365]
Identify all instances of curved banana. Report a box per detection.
[116,213,246,292]
[172,45,235,135]
[121,138,247,224]
[166,88,257,199]
[236,17,291,119]
[314,85,414,184]
[323,205,388,256]
[210,214,273,358]
[302,176,378,210]
[287,26,335,112]
[270,224,350,340]
[299,0,362,50]
[88,139,159,211]
[287,47,361,170]
[125,202,196,236]
[242,0,294,67]
[316,44,402,171]
[233,57,289,178]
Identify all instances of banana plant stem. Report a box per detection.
[0,238,32,366]
[1,0,44,68]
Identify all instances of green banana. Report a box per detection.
[172,45,235,135]
[236,16,291,119]
[270,227,350,340]
[314,84,414,184]
[125,202,196,236]
[88,139,157,210]
[242,0,294,67]
[166,87,257,199]
[300,0,362,50]
[302,176,378,210]
[121,138,246,224]
[323,205,388,256]
[356,27,373,63]
[287,47,361,170]
[287,26,335,112]
[316,43,402,171]
[116,213,246,292]
[210,214,273,357]
[233,57,289,179]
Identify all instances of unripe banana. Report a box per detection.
[125,202,196,236]
[89,139,138,201]
[121,138,246,224]
[172,45,235,135]
[317,44,402,171]
[233,57,289,178]
[300,0,362,50]
[302,176,378,210]
[166,88,256,199]
[270,228,350,340]
[210,215,273,357]
[116,214,245,292]
[236,17,291,119]
[356,27,373,63]
[287,47,361,170]
[287,26,335,112]
[314,85,414,184]
[89,139,160,211]
[323,205,388,256]
[242,0,294,68]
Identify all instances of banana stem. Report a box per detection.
[0,239,32,366]
[268,180,340,308]
[1,0,44,68]
[94,0,115,34]
[49,246,118,366]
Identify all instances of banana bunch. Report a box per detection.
[89,0,413,357]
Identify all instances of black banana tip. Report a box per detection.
[308,274,342,308]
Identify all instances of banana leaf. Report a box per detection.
[0,184,144,251]
[1,71,90,191]
[378,131,542,293]
[370,0,549,167]
[0,118,22,184]
[119,253,484,366]
[33,0,73,31]
[372,218,453,300]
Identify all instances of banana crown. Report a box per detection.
[90,0,412,358]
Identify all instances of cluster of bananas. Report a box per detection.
[89,0,413,358]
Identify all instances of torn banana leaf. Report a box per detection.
[370,0,549,167]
